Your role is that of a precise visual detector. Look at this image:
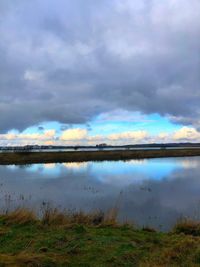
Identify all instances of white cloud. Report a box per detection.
[0,129,56,146]
[1,126,200,146]
[108,131,148,141]
[173,127,200,141]
[60,128,88,141]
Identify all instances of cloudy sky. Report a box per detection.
[0,0,200,146]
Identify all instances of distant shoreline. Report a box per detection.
[1,148,200,165]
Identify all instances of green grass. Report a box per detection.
[0,210,200,266]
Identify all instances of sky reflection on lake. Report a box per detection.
[1,157,200,230]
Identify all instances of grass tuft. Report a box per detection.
[41,205,117,226]
[142,226,157,232]
[173,219,200,236]
[4,208,37,225]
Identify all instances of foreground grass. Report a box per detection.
[1,148,200,165]
[0,210,200,266]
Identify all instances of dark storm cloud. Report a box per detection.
[0,0,199,131]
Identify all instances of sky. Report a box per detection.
[0,0,200,146]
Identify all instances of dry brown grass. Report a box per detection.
[173,219,200,236]
[41,207,68,225]
[162,238,198,264]
[4,208,37,225]
[41,207,116,226]
[0,206,119,227]
[0,253,61,267]
[103,207,119,226]
[142,226,156,232]
[69,210,105,225]
[1,148,200,165]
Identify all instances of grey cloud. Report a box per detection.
[0,0,199,131]
[38,126,44,131]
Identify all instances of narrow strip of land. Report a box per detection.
[1,148,200,165]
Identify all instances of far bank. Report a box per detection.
[1,148,200,165]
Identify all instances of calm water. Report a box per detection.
[1,157,200,230]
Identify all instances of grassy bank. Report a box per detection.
[1,148,200,165]
[0,209,200,266]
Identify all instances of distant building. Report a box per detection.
[96,143,107,148]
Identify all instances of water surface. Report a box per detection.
[0,157,200,230]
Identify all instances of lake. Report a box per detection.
[0,156,200,230]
